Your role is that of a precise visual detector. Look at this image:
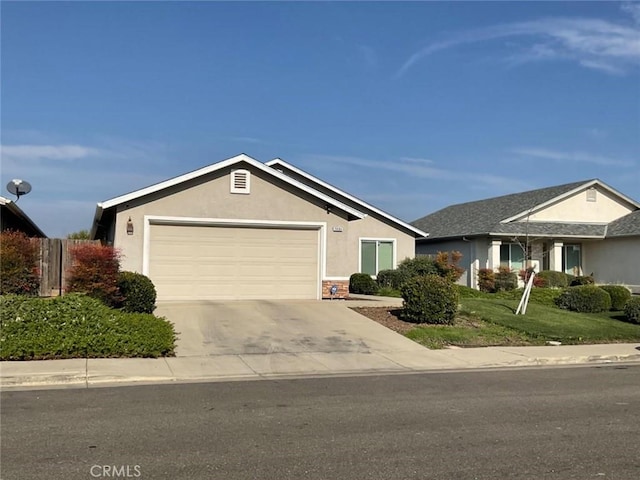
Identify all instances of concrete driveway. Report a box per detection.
[155,299,426,359]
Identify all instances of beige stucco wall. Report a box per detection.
[112,164,415,278]
[527,186,633,223]
[583,237,640,289]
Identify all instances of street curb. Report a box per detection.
[2,354,639,389]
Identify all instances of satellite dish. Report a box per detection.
[6,179,32,201]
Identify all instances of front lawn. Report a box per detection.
[0,294,176,360]
[353,291,640,349]
[460,297,640,344]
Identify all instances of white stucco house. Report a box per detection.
[90,153,427,301]
[412,179,640,292]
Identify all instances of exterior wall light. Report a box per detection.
[126,217,134,235]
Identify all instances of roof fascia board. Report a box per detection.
[94,154,365,225]
[488,232,605,239]
[502,180,640,224]
[266,158,428,238]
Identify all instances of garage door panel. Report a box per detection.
[148,224,319,300]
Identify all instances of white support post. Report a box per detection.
[516,272,536,315]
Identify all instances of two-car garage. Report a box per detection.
[146,222,321,301]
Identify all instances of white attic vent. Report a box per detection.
[230,169,250,194]
[587,187,597,202]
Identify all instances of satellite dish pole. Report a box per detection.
[6,179,32,202]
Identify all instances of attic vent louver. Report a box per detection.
[230,169,250,194]
[587,187,597,202]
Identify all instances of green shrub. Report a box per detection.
[537,270,569,288]
[397,256,439,278]
[66,243,122,307]
[494,267,518,292]
[117,271,157,313]
[0,230,40,296]
[555,285,611,313]
[400,275,459,325]
[570,275,595,286]
[349,273,378,295]
[477,269,495,293]
[376,269,410,290]
[623,297,640,324]
[599,285,632,311]
[0,294,176,360]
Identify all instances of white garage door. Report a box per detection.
[148,223,320,300]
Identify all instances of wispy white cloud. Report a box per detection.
[622,2,640,24]
[397,14,640,77]
[299,153,530,189]
[1,144,101,162]
[511,147,635,167]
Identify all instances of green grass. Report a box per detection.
[376,287,403,298]
[406,313,539,349]
[459,297,640,344]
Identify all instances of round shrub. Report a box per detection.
[376,269,410,290]
[623,297,640,324]
[494,267,518,292]
[555,285,611,313]
[397,256,439,277]
[349,273,378,295]
[400,275,459,325]
[599,285,631,311]
[116,271,157,313]
[537,270,569,288]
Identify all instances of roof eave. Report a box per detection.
[266,158,428,238]
[1,198,47,238]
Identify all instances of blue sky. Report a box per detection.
[2,1,639,237]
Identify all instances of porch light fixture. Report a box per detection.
[325,204,332,214]
[126,217,134,235]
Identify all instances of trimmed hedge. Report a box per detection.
[599,285,632,311]
[0,294,176,360]
[624,297,640,324]
[349,273,378,295]
[401,275,459,325]
[117,271,157,313]
[555,285,611,313]
[537,270,569,288]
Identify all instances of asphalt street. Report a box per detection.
[1,365,639,480]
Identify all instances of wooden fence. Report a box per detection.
[36,239,99,296]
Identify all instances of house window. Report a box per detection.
[499,243,526,271]
[230,169,250,194]
[360,239,394,276]
[562,244,582,275]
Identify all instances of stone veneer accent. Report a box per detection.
[322,280,349,299]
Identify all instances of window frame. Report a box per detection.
[499,242,528,271]
[358,238,397,276]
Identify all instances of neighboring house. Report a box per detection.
[0,196,47,238]
[412,180,640,292]
[90,153,427,301]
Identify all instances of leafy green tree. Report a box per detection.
[67,229,91,240]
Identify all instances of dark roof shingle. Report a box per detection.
[411,180,591,239]
[607,210,640,237]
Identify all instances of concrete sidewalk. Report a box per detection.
[2,343,639,389]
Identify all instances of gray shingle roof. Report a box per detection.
[411,180,592,239]
[607,210,640,237]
